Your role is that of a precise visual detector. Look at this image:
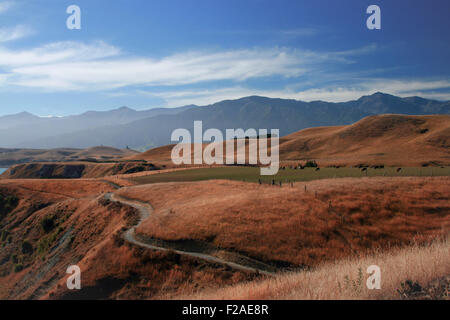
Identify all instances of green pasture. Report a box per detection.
[130,166,450,185]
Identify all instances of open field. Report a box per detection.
[116,177,450,267]
[182,238,450,300]
[130,166,450,185]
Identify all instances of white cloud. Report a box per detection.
[0,39,448,104]
[6,48,308,90]
[0,25,33,42]
[0,1,13,14]
[0,41,120,67]
[0,39,376,91]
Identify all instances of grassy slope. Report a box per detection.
[184,238,449,300]
[117,177,450,267]
[0,179,258,299]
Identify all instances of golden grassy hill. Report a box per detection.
[127,114,450,167]
[279,114,450,166]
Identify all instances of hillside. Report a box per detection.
[0,146,140,167]
[0,161,163,179]
[0,179,258,299]
[129,114,450,167]
[278,114,450,166]
[0,176,447,299]
[8,93,450,150]
[118,177,449,268]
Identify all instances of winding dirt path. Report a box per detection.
[104,189,275,276]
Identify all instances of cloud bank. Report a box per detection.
[0,38,448,105]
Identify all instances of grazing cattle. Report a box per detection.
[397,168,402,173]
[315,167,320,171]
[361,167,368,172]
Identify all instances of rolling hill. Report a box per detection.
[129,114,450,167]
[277,114,450,166]
[0,146,139,166]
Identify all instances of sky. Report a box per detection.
[0,0,449,116]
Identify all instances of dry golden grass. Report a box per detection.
[183,237,450,300]
[0,179,258,299]
[0,178,116,199]
[128,114,450,167]
[45,240,259,300]
[278,114,450,166]
[117,176,450,267]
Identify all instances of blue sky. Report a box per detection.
[0,0,449,116]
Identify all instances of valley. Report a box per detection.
[0,97,449,300]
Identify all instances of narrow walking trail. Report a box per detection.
[104,188,275,276]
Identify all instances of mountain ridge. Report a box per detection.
[2,93,449,150]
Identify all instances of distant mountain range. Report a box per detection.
[0,105,196,149]
[1,92,448,150]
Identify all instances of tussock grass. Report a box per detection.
[184,237,449,300]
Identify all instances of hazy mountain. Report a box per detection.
[0,104,197,148]
[0,112,42,130]
[4,93,449,150]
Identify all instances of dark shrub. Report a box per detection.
[41,215,56,233]
[0,194,19,220]
[1,230,9,242]
[13,263,23,273]
[305,160,318,168]
[21,240,33,254]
